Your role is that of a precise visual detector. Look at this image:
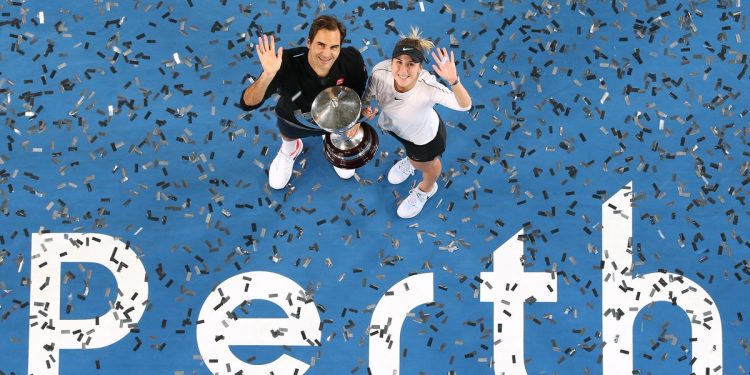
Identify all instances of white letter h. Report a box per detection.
[602,182,723,373]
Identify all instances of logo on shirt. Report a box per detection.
[336,77,345,85]
[394,97,402,100]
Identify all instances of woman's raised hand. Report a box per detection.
[431,47,458,84]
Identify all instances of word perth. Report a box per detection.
[27,185,723,375]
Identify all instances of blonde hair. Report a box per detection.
[399,26,434,52]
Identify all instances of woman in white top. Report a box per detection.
[361,28,472,218]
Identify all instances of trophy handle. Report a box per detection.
[291,109,319,128]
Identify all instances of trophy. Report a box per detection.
[305,86,379,169]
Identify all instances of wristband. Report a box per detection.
[450,77,460,86]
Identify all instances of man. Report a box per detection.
[240,15,368,189]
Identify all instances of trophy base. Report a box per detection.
[323,123,379,169]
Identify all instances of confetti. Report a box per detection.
[0,1,747,374]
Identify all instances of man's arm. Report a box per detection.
[241,35,284,109]
[348,48,368,98]
[241,70,276,107]
[345,49,370,138]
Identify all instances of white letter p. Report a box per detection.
[28,233,148,374]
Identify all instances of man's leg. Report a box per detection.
[269,134,303,189]
[268,119,307,189]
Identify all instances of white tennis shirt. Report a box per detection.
[364,60,471,145]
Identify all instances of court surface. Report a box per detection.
[0,1,748,374]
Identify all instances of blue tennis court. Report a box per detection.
[0,1,748,374]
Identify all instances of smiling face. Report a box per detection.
[307,28,342,77]
[391,55,421,92]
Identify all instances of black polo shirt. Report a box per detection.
[240,46,367,126]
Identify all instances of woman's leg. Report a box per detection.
[410,156,441,192]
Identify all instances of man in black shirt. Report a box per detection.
[240,15,368,189]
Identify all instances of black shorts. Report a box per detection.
[389,117,447,162]
[276,117,326,139]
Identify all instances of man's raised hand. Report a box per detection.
[256,34,283,76]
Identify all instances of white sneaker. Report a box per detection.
[333,165,355,179]
[268,139,303,189]
[322,135,356,180]
[388,157,415,184]
[397,183,438,219]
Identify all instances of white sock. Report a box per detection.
[280,139,300,156]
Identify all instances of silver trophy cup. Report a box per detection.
[309,86,379,169]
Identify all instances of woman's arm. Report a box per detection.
[431,48,471,109]
[447,77,471,109]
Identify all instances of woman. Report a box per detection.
[362,28,472,218]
